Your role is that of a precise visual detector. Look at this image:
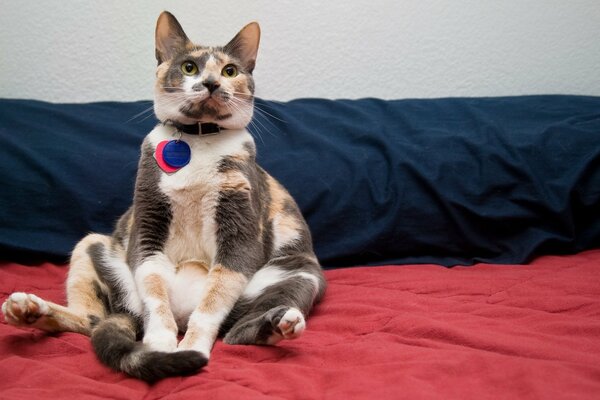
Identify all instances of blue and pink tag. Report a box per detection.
[154,140,191,173]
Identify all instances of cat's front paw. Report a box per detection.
[177,330,212,359]
[2,292,49,327]
[143,330,178,353]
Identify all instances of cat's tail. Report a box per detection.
[91,314,207,382]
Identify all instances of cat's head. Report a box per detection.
[153,11,260,129]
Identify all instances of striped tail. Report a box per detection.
[91,314,207,382]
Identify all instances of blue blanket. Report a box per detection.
[1,96,599,267]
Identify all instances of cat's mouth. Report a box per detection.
[179,95,233,122]
[155,88,253,128]
[187,90,234,108]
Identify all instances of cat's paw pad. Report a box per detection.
[2,292,49,326]
[276,308,305,340]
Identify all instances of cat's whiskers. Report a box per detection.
[249,105,284,133]
[228,96,278,139]
[223,99,265,144]
[252,104,287,124]
[129,91,197,123]
[228,92,286,135]
[238,97,287,124]
[227,99,270,144]
[127,102,156,123]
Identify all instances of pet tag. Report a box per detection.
[154,140,191,173]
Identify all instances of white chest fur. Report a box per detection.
[146,124,253,265]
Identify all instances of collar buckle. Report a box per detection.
[199,123,221,136]
[167,120,224,136]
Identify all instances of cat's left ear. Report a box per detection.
[224,22,261,73]
[155,11,191,65]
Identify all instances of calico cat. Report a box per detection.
[1,11,326,382]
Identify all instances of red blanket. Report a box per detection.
[2,250,600,399]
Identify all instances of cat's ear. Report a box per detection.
[224,22,260,73]
[155,11,190,65]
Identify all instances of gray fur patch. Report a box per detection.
[88,244,124,314]
[127,142,173,268]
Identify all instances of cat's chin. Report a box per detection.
[154,114,252,131]
[154,98,253,130]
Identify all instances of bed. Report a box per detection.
[1,96,599,398]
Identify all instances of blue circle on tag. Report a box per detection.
[162,140,191,168]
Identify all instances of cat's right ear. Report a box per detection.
[155,11,190,65]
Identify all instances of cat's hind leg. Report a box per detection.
[222,262,325,345]
[222,304,306,345]
[2,292,90,334]
[2,234,112,335]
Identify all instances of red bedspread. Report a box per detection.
[1,250,600,399]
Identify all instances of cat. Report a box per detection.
[1,11,326,382]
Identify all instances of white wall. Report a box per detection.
[1,0,599,103]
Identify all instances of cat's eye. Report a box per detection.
[181,61,198,76]
[222,64,238,78]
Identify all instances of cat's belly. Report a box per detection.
[163,190,217,331]
[169,260,209,331]
[162,183,219,266]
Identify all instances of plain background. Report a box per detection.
[1,0,599,103]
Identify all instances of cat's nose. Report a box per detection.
[202,79,220,93]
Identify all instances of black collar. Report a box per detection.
[169,121,223,136]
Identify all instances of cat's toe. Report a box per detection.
[2,292,49,326]
[277,308,305,340]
